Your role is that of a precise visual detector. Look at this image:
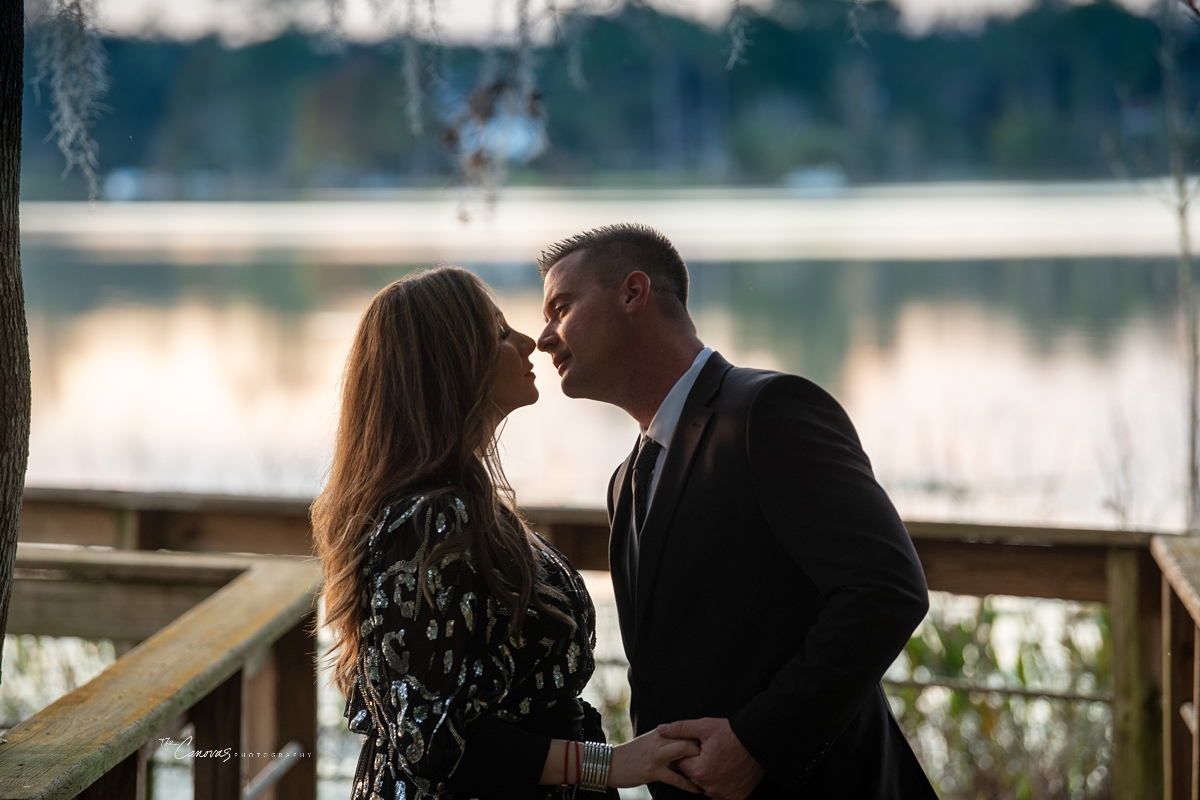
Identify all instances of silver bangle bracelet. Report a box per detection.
[579,741,612,793]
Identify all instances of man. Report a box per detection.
[536,223,936,800]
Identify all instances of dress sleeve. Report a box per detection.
[353,495,548,795]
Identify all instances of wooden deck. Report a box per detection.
[2,542,320,800]
[4,486,1195,799]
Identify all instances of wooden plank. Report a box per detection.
[21,486,312,517]
[1108,549,1162,800]
[914,539,1110,602]
[13,543,252,584]
[0,552,320,800]
[138,511,313,557]
[1141,548,1167,797]
[538,523,610,572]
[21,486,1162,555]
[1165,580,1195,800]
[20,489,314,555]
[273,618,318,800]
[7,579,215,640]
[905,519,1158,549]
[244,743,305,800]
[18,505,119,547]
[243,646,277,800]
[192,671,243,800]
[1156,537,1200,628]
[76,746,146,800]
[525,506,609,527]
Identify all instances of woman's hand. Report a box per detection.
[609,729,703,792]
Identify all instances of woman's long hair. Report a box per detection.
[312,266,572,696]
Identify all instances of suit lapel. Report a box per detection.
[609,440,638,658]
[632,353,732,649]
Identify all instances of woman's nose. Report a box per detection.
[518,330,536,356]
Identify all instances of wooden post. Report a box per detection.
[192,670,244,800]
[1109,549,1162,800]
[77,746,147,800]
[1165,579,1196,800]
[1194,629,1200,800]
[243,645,279,800]
[273,615,319,799]
[114,507,140,550]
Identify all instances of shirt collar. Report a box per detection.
[644,347,714,449]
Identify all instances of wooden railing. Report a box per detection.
[1152,535,1200,800]
[7,486,1192,799]
[0,542,321,800]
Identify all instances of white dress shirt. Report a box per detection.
[641,346,714,508]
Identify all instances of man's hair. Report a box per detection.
[537,223,691,319]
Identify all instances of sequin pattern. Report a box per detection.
[345,494,598,800]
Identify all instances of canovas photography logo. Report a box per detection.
[160,736,231,763]
[157,737,312,762]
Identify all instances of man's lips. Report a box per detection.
[554,356,571,374]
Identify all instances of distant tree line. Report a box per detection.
[18,0,1200,199]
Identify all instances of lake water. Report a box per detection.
[12,186,1187,797]
[20,187,1189,531]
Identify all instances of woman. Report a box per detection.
[313,267,699,799]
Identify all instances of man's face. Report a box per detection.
[537,251,627,401]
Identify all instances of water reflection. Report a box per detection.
[22,250,1184,530]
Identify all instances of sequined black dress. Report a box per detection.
[345,493,608,800]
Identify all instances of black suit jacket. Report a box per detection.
[608,352,936,799]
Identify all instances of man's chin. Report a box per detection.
[559,374,588,400]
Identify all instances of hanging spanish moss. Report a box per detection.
[32,0,1189,201]
[559,0,593,90]
[326,0,345,40]
[33,0,108,201]
[403,2,425,135]
[20,0,823,201]
[726,0,749,69]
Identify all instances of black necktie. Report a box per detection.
[631,435,663,539]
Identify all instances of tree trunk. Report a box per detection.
[0,0,30,684]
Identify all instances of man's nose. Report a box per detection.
[536,325,556,352]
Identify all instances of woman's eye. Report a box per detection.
[499,324,511,339]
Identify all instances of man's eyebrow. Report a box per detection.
[543,290,571,311]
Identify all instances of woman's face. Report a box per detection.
[491,311,539,417]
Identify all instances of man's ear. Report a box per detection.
[621,271,651,315]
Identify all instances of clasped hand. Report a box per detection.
[657,717,766,800]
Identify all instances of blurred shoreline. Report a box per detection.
[19,179,1198,264]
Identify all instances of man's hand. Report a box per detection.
[657,717,766,800]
